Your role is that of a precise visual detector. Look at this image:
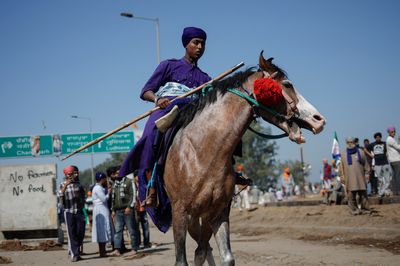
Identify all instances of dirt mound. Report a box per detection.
[299,235,400,254]
[0,256,12,264]
[230,203,400,254]
[0,240,63,251]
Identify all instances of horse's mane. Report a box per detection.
[175,63,287,129]
[175,68,256,129]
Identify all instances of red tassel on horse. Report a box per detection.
[253,77,283,106]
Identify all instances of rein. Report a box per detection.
[248,125,288,139]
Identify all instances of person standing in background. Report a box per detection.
[365,132,392,197]
[280,167,295,199]
[386,126,400,195]
[110,172,139,256]
[322,159,332,190]
[340,137,371,215]
[363,138,377,195]
[59,165,86,262]
[91,172,114,257]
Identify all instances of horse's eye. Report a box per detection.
[283,81,293,89]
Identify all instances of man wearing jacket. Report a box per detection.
[110,174,139,256]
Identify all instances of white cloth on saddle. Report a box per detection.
[155,82,197,99]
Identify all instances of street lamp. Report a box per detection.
[121,12,160,64]
[71,115,95,185]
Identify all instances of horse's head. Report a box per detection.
[246,51,326,143]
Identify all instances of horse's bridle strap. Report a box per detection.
[198,85,288,140]
[226,88,284,119]
[248,125,288,139]
[282,89,297,111]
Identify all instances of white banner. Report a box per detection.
[0,164,58,231]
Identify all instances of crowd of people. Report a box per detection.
[233,126,400,215]
[320,126,400,215]
[57,165,152,262]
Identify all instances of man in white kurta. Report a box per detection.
[92,172,114,257]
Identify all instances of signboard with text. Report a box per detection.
[0,135,53,158]
[61,133,92,155]
[0,131,134,159]
[93,132,134,153]
[0,164,58,231]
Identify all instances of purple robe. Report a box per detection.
[119,58,210,232]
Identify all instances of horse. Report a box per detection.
[163,51,326,266]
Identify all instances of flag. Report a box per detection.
[331,131,341,161]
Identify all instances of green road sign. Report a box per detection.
[0,131,134,159]
[93,132,134,153]
[61,133,92,155]
[0,135,53,158]
[60,132,134,155]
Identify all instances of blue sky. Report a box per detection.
[1,0,399,183]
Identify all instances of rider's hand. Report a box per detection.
[156,97,171,109]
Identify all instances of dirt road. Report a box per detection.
[1,203,399,265]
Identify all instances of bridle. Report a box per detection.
[228,69,300,126]
[200,69,299,139]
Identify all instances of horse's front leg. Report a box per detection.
[188,218,215,266]
[211,207,234,266]
[172,205,189,266]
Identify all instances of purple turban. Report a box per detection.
[387,125,396,133]
[182,27,207,47]
[95,172,106,181]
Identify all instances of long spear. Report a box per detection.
[62,62,245,161]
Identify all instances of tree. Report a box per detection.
[235,121,279,190]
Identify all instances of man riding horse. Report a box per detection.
[119,27,250,209]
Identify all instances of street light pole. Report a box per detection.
[71,115,95,185]
[121,12,160,64]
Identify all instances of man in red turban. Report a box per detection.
[59,165,86,262]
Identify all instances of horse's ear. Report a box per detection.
[259,50,275,74]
